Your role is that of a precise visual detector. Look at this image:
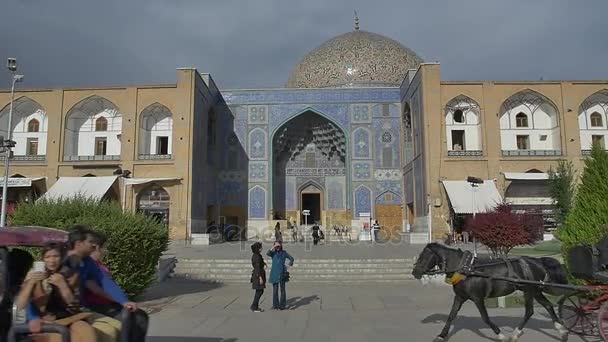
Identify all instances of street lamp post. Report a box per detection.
[467,176,483,257]
[0,58,24,228]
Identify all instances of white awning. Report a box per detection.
[0,177,45,188]
[40,176,117,201]
[503,172,549,180]
[505,197,554,205]
[442,180,503,214]
[124,177,182,186]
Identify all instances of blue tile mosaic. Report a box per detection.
[248,127,267,159]
[223,88,400,105]
[354,185,372,217]
[353,127,371,159]
[249,186,266,219]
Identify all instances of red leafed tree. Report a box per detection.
[465,204,539,257]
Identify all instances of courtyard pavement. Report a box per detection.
[142,278,593,342]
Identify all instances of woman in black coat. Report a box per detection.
[250,242,266,312]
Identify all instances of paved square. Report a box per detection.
[143,279,589,341]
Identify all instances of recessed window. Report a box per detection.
[451,130,465,150]
[156,136,169,155]
[95,137,107,155]
[516,113,528,128]
[95,117,108,131]
[517,135,530,150]
[27,119,39,132]
[591,112,603,127]
[26,138,38,156]
[539,135,548,141]
[453,110,464,123]
[592,135,605,149]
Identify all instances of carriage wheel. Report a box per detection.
[598,302,608,341]
[558,291,600,336]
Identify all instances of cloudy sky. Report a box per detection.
[1,0,607,90]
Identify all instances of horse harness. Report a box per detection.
[426,250,543,286]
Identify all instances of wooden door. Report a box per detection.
[375,204,403,241]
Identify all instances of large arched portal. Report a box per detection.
[272,110,347,226]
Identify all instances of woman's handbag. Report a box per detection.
[282,271,290,282]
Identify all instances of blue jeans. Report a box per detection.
[272,281,286,309]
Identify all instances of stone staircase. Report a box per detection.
[172,258,416,283]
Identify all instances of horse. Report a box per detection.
[412,243,569,342]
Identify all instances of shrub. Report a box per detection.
[9,196,169,298]
[556,144,608,253]
[465,204,538,257]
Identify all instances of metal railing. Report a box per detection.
[138,154,172,160]
[582,150,593,156]
[9,155,46,162]
[501,150,562,157]
[64,155,120,161]
[447,150,483,157]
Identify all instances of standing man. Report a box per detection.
[372,220,381,242]
[267,241,294,310]
[87,231,149,341]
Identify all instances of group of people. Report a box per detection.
[274,221,324,245]
[15,225,148,342]
[250,241,294,312]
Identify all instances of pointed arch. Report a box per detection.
[137,183,170,209]
[248,185,267,219]
[138,102,173,157]
[298,179,324,193]
[64,95,122,160]
[0,96,48,157]
[578,90,608,152]
[444,95,482,153]
[375,190,402,204]
[354,185,372,217]
[498,89,561,154]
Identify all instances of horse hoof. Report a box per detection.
[433,337,445,342]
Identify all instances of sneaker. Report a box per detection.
[252,308,264,313]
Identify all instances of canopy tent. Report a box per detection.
[40,176,117,201]
[442,180,502,214]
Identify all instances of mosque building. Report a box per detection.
[0,20,606,242]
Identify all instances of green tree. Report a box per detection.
[548,159,577,225]
[10,196,168,298]
[556,144,608,251]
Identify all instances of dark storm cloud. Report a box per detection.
[1,0,607,90]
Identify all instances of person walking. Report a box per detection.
[250,242,266,312]
[267,241,294,310]
[311,224,320,245]
[274,222,283,243]
[372,220,381,242]
[291,220,298,242]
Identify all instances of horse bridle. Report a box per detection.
[415,246,450,276]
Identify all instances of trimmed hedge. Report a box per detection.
[9,196,169,299]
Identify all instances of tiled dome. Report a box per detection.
[287,30,423,88]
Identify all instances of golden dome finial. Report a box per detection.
[354,10,359,30]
